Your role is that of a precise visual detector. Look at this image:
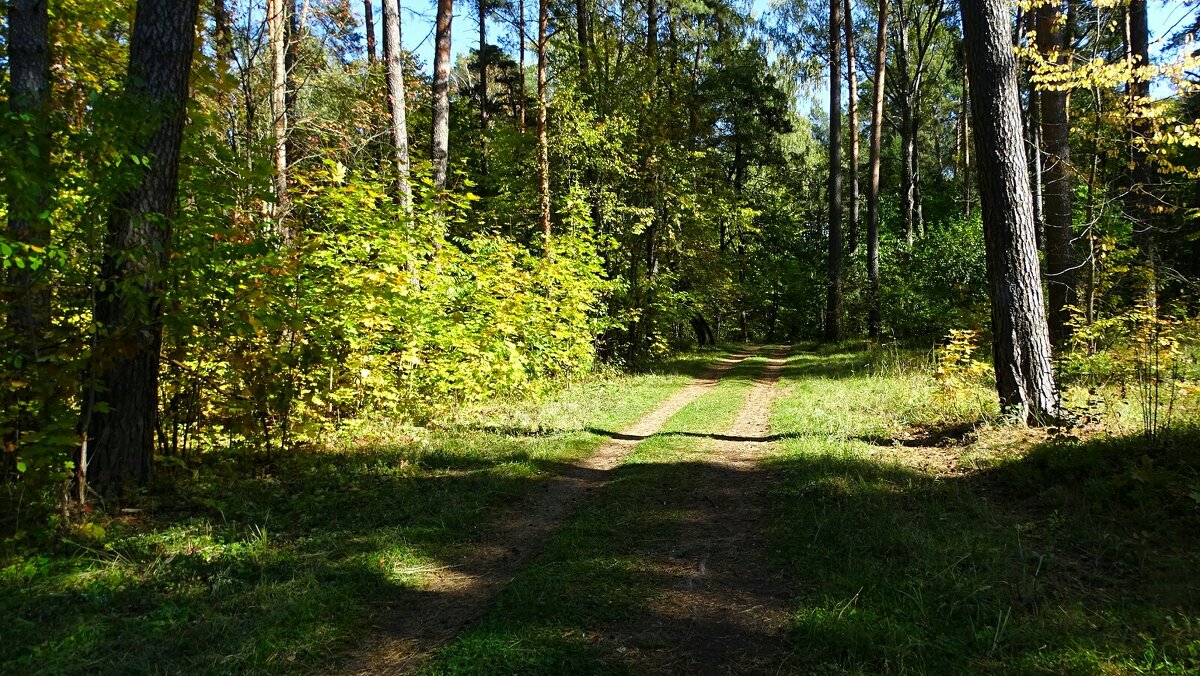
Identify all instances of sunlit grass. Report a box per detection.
[0,353,730,675]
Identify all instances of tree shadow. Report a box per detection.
[421,429,1200,674]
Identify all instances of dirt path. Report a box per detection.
[346,349,758,674]
[602,345,795,673]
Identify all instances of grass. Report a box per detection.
[0,349,732,675]
[5,343,1199,674]
[767,346,1200,674]
[424,354,769,674]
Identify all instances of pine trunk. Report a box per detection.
[1037,0,1076,346]
[432,0,453,188]
[82,0,199,497]
[268,0,290,240]
[537,0,551,241]
[867,0,887,340]
[382,0,411,207]
[960,0,1060,424]
[365,0,376,64]
[844,0,860,256]
[5,0,52,373]
[825,0,843,342]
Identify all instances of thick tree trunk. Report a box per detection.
[1022,10,1044,248]
[365,0,376,64]
[382,0,411,207]
[867,0,887,340]
[268,0,290,240]
[537,0,550,242]
[1037,0,1077,346]
[5,0,52,374]
[825,0,843,342]
[960,0,1060,424]
[844,0,860,256]
[81,0,199,498]
[432,0,453,188]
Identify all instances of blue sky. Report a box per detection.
[393,0,1190,69]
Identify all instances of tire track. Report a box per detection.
[606,345,795,674]
[346,348,759,674]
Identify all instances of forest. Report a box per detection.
[2,0,1199,672]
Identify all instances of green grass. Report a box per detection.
[767,346,1200,674]
[424,354,769,674]
[0,351,730,675]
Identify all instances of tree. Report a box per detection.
[960,0,1060,424]
[867,0,887,340]
[537,0,550,240]
[825,0,843,342]
[843,0,860,255]
[365,0,377,64]
[1035,0,1076,346]
[1126,0,1156,293]
[432,0,453,188]
[268,0,291,238]
[4,0,52,376]
[382,0,412,207]
[81,0,200,498]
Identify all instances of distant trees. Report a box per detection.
[960,0,1060,423]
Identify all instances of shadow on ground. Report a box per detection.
[422,426,1200,674]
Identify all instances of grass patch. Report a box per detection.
[0,354,727,675]
[767,346,1200,674]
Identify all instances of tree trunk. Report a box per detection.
[896,10,916,245]
[867,0,887,340]
[960,0,1060,424]
[81,0,199,498]
[1126,0,1156,295]
[961,51,971,218]
[844,0,860,256]
[382,0,412,207]
[5,0,52,375]
[825,0,843,342]
[1036,0,1077,347]
[432,0,453,188]
[365,0,376,64]
[268,0,290,241]
[1022,9,1044,248]
[518,0,526,133]
[478,0,488,170]
[537,0,550,242]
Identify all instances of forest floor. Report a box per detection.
[3,345,1199,674]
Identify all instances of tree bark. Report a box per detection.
[844,0,860,256]
[867,0,887,340]
[382,0,412,207]
[961,50,971,218]
[268,0,290,240]
[5,0,52,375]
[825,0,843,342]
[82,0,200,498]
[1125,0,1156,292]
[1036,0,1077,346]
[960,0,1060,424]
[537,0,551,242]
[478,0,488,169]
[365,0,376,64]
[518,0,526,133]
[432,0,453,188]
